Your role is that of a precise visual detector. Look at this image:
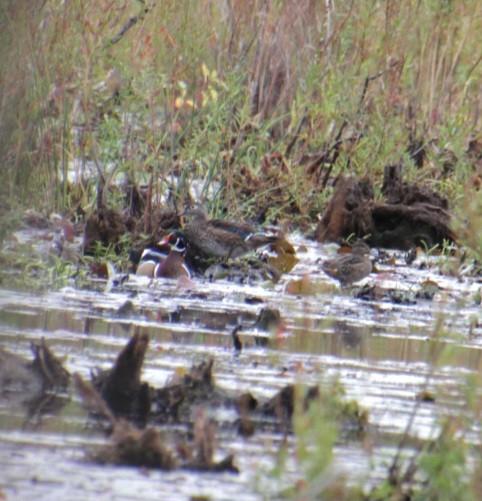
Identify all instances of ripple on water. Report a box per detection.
[0,236,481,499]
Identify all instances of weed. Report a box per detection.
[1,1,480,220]
[257,379,367,500]
[453,189,482,265]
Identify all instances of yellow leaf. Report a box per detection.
[268,253,299,273]
[201,62,210,81]
[271,239,296,255]
[210,88,218,102]
[174,96,183,109]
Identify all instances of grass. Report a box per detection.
[0,1,480,219]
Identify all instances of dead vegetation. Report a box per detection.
[0,333,366,473]
[314,165,454,249]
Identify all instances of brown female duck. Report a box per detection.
[321,240,372,286]
[182,203,278,259]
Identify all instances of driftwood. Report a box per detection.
[315,166,454,249]
[82,207,128,255]
[1,333,365,472]
[152,358,234,424]
[0,340,70,422]
[0,339,69,395]
[75,371,238,473]
[371,201,452,250]
[92,332,151,425]
[314,176,375,243]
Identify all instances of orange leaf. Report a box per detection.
[285,275,315,295]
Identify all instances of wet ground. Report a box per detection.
[1,234,481,500]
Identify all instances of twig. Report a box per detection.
[285,115,307,157]
[104,1,154,49]
[306,58,399,186]
[357,59,400,113]
[320,119,348,188]
[144,171,153,235]
[388,313,446,488]
[325,0,333,61]
[305,119,347,186]
[321,0,355,53]
[249,0,270,116]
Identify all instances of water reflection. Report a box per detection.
[0,236,481,500]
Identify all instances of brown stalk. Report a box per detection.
[144,171,153,235]
[104,1,154,49]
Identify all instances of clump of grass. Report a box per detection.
[0,242,82,292]
[369,371,481,501]
[255,379,367,500]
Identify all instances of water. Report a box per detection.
[1,234,481,500]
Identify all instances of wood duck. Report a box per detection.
[135,244,168,277]
[182,203,279,259]
[321,240,372,286]
[154,233,191,279]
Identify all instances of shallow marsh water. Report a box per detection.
[1,234,481,500]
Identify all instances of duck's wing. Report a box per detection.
[209,219,255,239]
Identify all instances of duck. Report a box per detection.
[182,203,279,260]
[154,233,191,279]
[321,239,372,286]
[135,244,168,277]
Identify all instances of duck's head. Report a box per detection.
[159,232,187,253]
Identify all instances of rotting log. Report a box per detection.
[315,169,454,250]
